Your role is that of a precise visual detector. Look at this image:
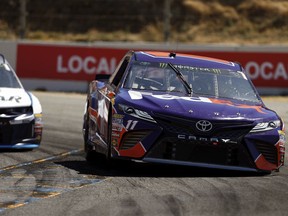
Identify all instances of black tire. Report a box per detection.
[83,107,90,152]
[86,147,101,165]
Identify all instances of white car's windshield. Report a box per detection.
[0,64,22,88]
[123,61,260,103]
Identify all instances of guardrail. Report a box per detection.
[1,40,288,95]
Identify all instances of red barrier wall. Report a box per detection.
[16,43,288,89]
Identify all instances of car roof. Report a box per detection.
[133,51,241,71]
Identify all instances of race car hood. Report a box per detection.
[0,88,31,108]
[117,90,277,122]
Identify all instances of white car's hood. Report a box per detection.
[0,88,31,108]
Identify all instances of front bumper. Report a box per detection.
[142,157,259,172]
[0,114,42,149]
[144,135,258,169]
[114,116,284,172]
[0,142,40,149]
[142,131,284,173]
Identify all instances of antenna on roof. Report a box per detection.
[0,54,5,63]
[169,52,176,58]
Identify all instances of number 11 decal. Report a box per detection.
[126,120,138,130]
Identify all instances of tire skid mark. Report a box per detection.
[200,178,241,215]
[0,149,105,213]
[121,178,190,215]
[162,194,185,216]
[118,197,144,216]
[0,149,82,173]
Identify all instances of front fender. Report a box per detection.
[27,92,42,114]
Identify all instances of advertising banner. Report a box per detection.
[189,51,288,88]
[17,44,126,81]
[16,43,288,88]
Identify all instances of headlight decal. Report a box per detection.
[9,114,34,125]
[118,104,156,123]
[250,120,281,133]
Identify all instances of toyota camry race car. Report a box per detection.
[83,51,285,173]
[0,54,43,149]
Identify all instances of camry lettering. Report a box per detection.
[178,135,196,140]
[177,135,220,143]
[177,135,238,145]
[222,139,230,143]
[57,55,116,75]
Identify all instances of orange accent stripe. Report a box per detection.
[118,142,146,158]
[209,98,266,114]
[144,51,232,65]
[89,107,98,118]
[255,154,277,171]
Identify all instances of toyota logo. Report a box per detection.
[196,120,212,132]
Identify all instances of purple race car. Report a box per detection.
[83,51,285,173]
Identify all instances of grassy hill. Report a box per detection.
[1,0,288,44]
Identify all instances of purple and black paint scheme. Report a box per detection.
[83,51,285,173]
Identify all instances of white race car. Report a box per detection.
[0,54,43,149]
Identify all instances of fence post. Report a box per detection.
[19,0,27,39]
[163,0,172,42]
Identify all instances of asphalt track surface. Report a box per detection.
[0,92,288,216]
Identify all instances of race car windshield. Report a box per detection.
[124,61,190,94]
[174,64,260,103]
[123,61,260,103]
[0,64,22,88]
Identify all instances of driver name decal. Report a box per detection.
[0,96,21,103]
